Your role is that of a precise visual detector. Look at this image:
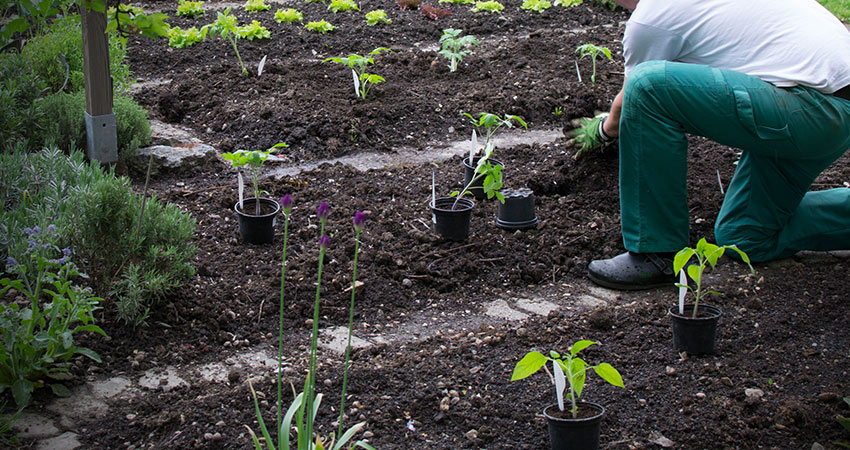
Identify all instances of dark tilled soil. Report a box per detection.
[12,1,850,449]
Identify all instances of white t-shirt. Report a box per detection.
[623,0,850,94]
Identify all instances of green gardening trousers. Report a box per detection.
[620,61,850,262]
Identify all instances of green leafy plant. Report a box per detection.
[554,0,581,6]
[463,111,527,155]
[438,0,474,4]
[575,43,612,83]
[168,26,204,48]
[245,203,376,450]
[328,0,359,12]
[472,0,503,13]
[244,0,271,12]
[449,143,505,205]
[1,224,107,407]
[275,8,304,23]
[201,8,248,74]
[221,143,288,215]
[177,0,205,17]
[365,10,391,25]
[237,20,271,40]
[673,238,754,319]
[438,28,478,73]
[105,3,171,45]
[305,20,336,33]
[511,341,624,418]
[323,47,390,100]
[521,0,551,11]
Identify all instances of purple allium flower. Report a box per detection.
[280,194,293,215]
[316,202,330,220]
[318,234,331,250]
[353,211,366,232]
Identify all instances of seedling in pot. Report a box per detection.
[511,340,624,418]
[463,111,527,156]
[450,143,505,207]
[575,43,612,83]
[222,143,288,215]
[438,28,478,73]
[323,47,391,100]
[673,237,754,319]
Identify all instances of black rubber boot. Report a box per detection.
[587,251,676,290]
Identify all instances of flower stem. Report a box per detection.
[337,228,361,437]
[276,213,289,438]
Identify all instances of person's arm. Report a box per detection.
[602,86,624,139]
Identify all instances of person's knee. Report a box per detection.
[714,223,776,262]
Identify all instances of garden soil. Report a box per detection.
[12,1,850,449]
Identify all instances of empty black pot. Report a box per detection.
[544,402,605,450]
[431,196,474,241]
[497,187,538,230]
[669,303,723,354]
[463,156,504,201]
[234,197,280,244]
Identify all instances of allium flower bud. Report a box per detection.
[318,234,331,250]
[353,211,366,232]
[316,202,330,220]
[280,194,293,215]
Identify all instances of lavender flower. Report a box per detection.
[57,247,72,266]
[318,234,331,250]
[316,202,330,220]
[5,256,17,269]
[353,211,366,233]
[280,194,293,215]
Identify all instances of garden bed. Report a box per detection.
[16,0,850,448]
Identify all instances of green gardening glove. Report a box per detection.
[570,112,613,160]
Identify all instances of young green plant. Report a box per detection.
[221,143,288,215]
[673,237,755,319]
[275,8,304,23]
[237,20,271,40]
[201,8,248,74]
[511,340,624,418]
[176,0,205,18]
[521,0,551,12]
[463,111,527,155]
[438,28,478,73]
[305,20,336,33]
[365,10,391,26]
[328,0,359,12]
[244,0,271,12]
[168,26,204,48]
[323,47,390,100]
[472,0,504,13]
[575,43,612,83]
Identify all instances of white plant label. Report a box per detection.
[553,360,566,411]
[431,171,436,207]
[678,269,687,314]
[257,55,267,77]
[237,172,244,211]
[351,69,360,98]
[470,130,478,162]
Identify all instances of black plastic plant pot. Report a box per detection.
[234,197,280,244]
[463,156,504,201]
[497,187,538,230]
[544,402,605,450]
[431,196,475,242]
[669,303,723,355]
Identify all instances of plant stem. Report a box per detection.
[276,213,289,439]
[304,221,326,448]
[229,35,248,74]
[337,228,361,437]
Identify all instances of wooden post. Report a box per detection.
[80,4,117,163]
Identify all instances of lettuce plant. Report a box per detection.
[305,20,336,33]
[328,0,359,12]
[201,8,248,74]
[365,10,391,25]
[472,0,504,13]
[673,238,754,318]
[244,0,271,12]
[168,26,204,48]
[237,20,271,40]
[275,8,304,23]
[323,47,391,100]
[554,0,581,5]
[575,43,612,83]
[438,0,474,4]
[397,0,421,9]
[177,0,205,17]
[521,0,551,12]
[438,28,478,73]
[421,4,451,19]
[512,341,624,418]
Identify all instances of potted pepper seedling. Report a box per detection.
[222,142,287,244]
[512,340,624,450]
[671,237,755,354]
[461,112,526,200]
